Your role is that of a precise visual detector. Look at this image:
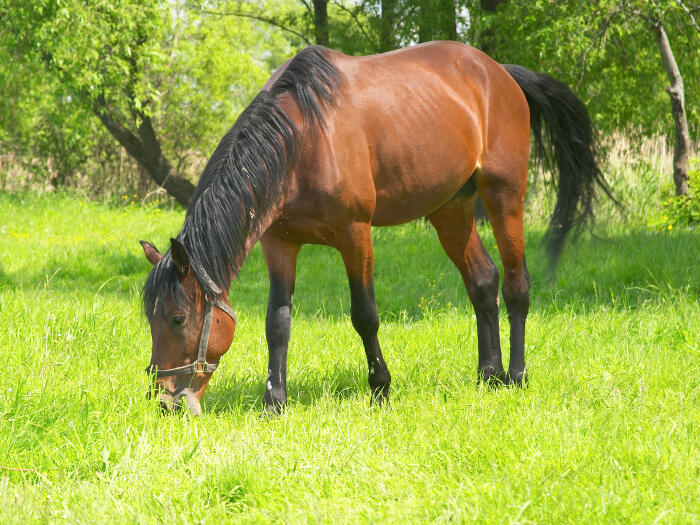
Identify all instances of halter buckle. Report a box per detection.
[194,361,207,373]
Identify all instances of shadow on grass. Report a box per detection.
[5,222,698,317]
[202,363,365,414]
[266,226,700,318]
[3,248,152,298]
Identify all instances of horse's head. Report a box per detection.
[140,238,236,415]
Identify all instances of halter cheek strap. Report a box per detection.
[146,295,237,378]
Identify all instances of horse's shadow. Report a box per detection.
[232,225,700,320]
[5,222,696,318]
[202,362,365,415]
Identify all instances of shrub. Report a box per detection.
[649,160,700,231]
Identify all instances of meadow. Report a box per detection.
[0,152,698,522]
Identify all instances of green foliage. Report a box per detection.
[0,36,102,185]
[467,0,700,136]
[0,0,293,188]
[649,161,700,231]
[1,0,698,200]
[154,3,294,172]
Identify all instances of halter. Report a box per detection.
[146,272,238,378]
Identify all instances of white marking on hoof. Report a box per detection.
[267,380,272,391]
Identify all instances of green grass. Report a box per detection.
[0,191,698,523]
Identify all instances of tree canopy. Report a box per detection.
[1,0,697,201]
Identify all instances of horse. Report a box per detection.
[140,41,611,415]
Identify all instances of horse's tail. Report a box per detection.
[503,64,616,273]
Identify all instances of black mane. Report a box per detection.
[144,46,342,316]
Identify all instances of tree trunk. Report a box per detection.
[418,0,457,42]
[313,0,329,46]
[380,0,397,52]
[93,96,195,207]
[651,21,690,196]
[478,0,508,56]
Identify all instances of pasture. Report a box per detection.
[0,188,698,523]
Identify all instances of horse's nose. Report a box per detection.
[159,399,181,414]
[147,386,180,414]
[147,384,200,415]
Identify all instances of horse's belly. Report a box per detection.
[371,167,475,226]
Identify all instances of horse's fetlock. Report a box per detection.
[369,368,391,391]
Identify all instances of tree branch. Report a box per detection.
[330,0,380,52]
[298,0,313,18]
[198,7,312,45]
[578,3,622,87]
[675,0,700,33]
[93,94,194,206]
[93,95,145,162]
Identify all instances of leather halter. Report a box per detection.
[146,281,237,378]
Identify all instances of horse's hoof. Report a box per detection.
[261,391,287,416]
[370,385,390,407]
[507,369,528,387]
[477,368,507,388]
[261,402,285,418]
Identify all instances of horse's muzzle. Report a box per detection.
[147,385,202,416]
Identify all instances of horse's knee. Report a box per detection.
[467,263,500,313]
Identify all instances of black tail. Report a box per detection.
[503,64,616,273]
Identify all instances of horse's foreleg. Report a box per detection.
[338,222,391,405]
[261,234,301,413]
[428,199,506,385]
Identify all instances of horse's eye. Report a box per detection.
[171,315,186,328]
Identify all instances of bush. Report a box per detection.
[648,160,700,231]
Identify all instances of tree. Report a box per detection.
[468,0,699,196]
[0,0,288,205]
[0,42,103,187]
[313,0,330,45]
[628,2,696,195]
[476,0,508,54]
[417,0,457,42]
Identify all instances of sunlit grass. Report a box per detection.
[0,191,698,523]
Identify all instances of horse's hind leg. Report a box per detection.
[428,198,506,384]
[337,222,391,404]
[477,161,531,386]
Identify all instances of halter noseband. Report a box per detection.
[146,274,238,378]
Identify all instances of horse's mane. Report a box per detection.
[144,46,342,316]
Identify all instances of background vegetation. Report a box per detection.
[1,0,698,199]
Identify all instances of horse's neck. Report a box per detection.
[232,201,285,278]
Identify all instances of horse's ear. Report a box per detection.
[170,238,191,277]
[139,240,162,266]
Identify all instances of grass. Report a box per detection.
[0,189,698,523]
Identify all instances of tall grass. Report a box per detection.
[524,133,696,227]
[0,144,698,522]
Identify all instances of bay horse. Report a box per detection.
[141,41,611,415]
